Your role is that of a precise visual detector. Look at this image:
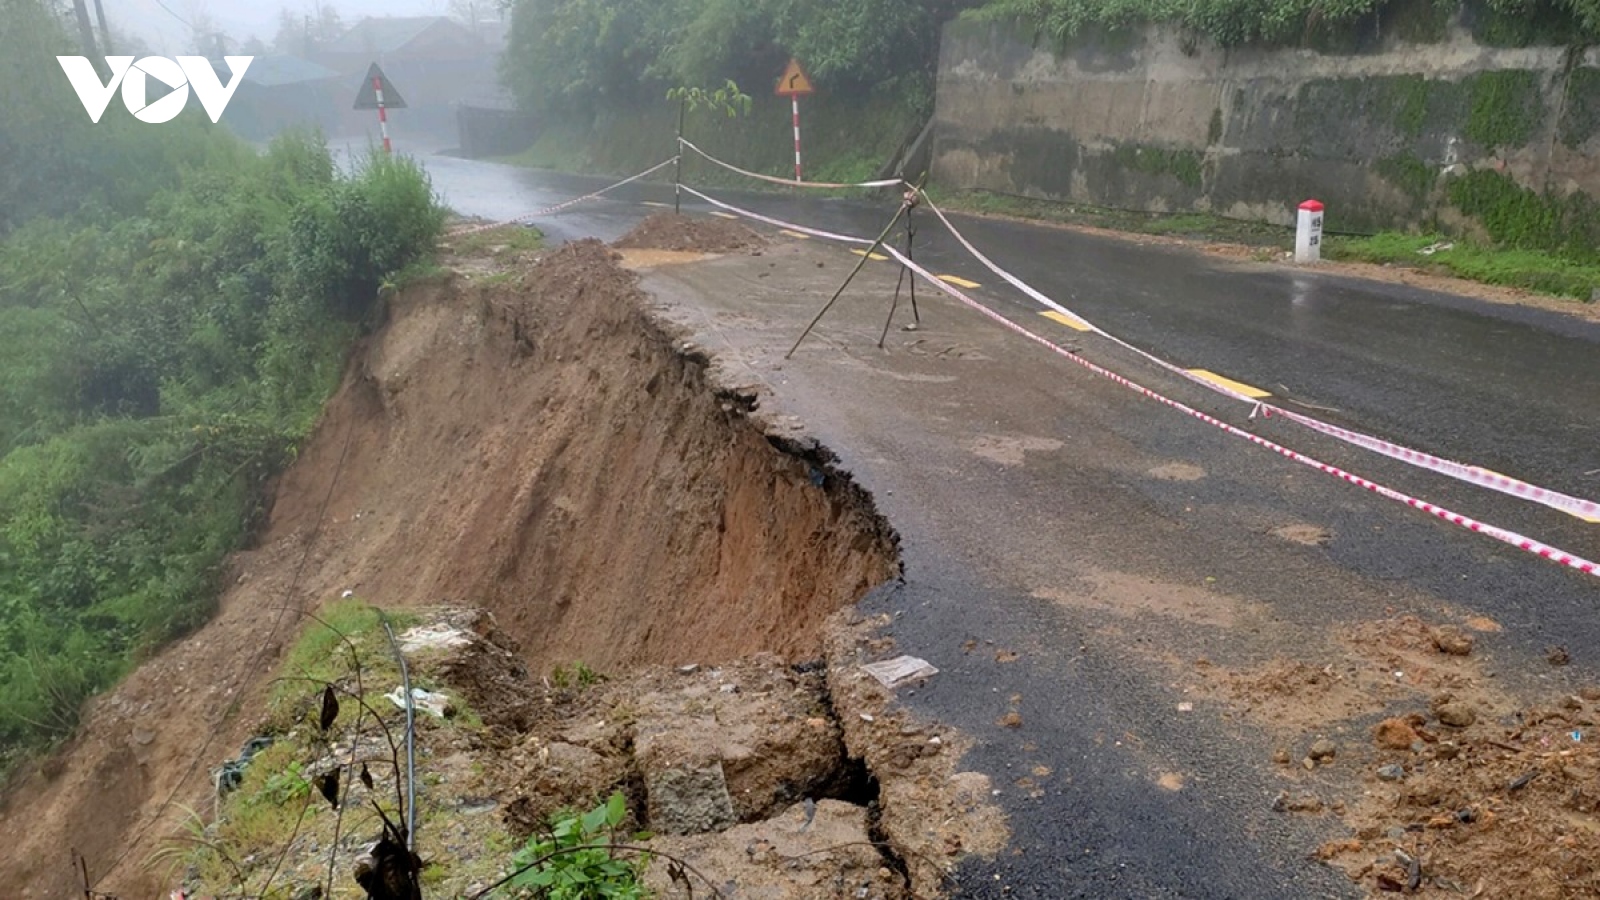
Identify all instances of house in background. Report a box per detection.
[213,55,342,142]
[317,16,496,141]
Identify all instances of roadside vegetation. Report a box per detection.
[935,190,1600,300]
[1323,233,1600,299]
[169,601,653,898]
[971,0,1600,47]
[498,0,980,180]
[0,0,445,777]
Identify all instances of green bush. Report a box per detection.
[501,0,968,120]
[0,10,446,770]
[969,0,1600,48]
[508,794,648,899]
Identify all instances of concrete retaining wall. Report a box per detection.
[931,11,1600,233]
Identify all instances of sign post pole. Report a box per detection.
[775,57,815,184]
[353,63,407,155]
[791,95,802,183]
[373,74,391,154]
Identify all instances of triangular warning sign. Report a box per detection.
[775,58,814,97]
[353,63,407,110]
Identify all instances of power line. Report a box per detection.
[149,0,193,29]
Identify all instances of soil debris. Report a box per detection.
[1430,625,1475,657]
[1186,615,1511,734]
[613,212,765,254]
[644,799,906,900]
[1374,717,1422,750]
[484,652,856,840]
[1431,694,1479,728]
[824,609,1008,897]
[1272,791,1325,813]
[1464,615,1503,633]
[1320,689,1600,898]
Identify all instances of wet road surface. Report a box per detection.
[426,153,1600,897]
[426,154,1600,547]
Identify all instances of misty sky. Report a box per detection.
[109,0,462,54]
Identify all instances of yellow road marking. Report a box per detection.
[937,274,982,289]
[1187,369,1271,399]
[779,229,811,240]
[851,249,889,261]
[709,211,738,220]
[1040,310,1093,332]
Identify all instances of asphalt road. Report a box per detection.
[424,153,1600,897]
[427,153,1600,568]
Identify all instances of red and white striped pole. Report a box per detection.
[791,95,802,183]
[373,75,391,154]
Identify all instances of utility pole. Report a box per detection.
[91,0,113,54]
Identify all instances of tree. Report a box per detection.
[68,0,98,58]
[271,2,345,56]
[501,0,692,115]
[272,7,297,52]
[449,0,485,36]
[499,0,982,116]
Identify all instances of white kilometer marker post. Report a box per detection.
[1295,199,1324,263]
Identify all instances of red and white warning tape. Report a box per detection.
[681,186,1600,579]
[1272,407,1600,521]
[915,195,1600,524]
[679,139,907,190]
[678,185,875,245]
[449,154,1599,527]
[448,157,680,236]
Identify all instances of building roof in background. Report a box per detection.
[324,16,474,55]
[228,54,340,87]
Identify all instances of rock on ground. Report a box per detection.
[631,654,848,830]
[644,799,905,900]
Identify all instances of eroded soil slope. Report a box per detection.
[0,237,898,898]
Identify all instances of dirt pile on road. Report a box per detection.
[613,212,765,253]
[1194,614,1599,897]
[1318,689,1600,898]
[1189,615,1513,735]
[0,237,898,897]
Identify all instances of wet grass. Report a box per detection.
[1323,232,1600,300]
[449,223,545,259]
